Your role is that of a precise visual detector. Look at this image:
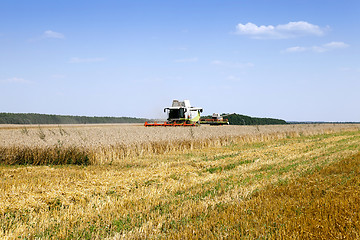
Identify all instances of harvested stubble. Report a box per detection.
[1,128,360,239]
[169,152,360,239]
[0,124,359,165]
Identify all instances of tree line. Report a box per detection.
[0,113,148,124]
[223,113,287,125]
[0,112,287,125]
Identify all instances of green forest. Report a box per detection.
[222,113,287,125]
[0,113,148,124]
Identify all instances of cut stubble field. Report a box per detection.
[1,124,360,239]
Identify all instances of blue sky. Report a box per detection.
[1,0,359,121]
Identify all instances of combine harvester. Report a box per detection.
[199,113,229,125]
[144,100,202,127]
[144,100,229,127]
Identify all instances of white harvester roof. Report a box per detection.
[165,99,203,111]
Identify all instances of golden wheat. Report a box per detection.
[1,124,359,165]
[0,126,359,239]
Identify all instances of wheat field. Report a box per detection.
[1,124,360,239]
[1,123,359,165]
[1,124,358,148]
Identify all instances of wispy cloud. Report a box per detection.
[69,57,105,63]
[42,30,65,39]
[211,60,254,68]
[284,41,349,53]
[1,77,33,84]
[235,21,327,39]
[323,41,349,49]
[284,46,307,53]
[174,57,198,63]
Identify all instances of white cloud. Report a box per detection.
[43,30,65,39]
[1,77,32,84]
[285,46,307,53]
[211,60,254,68]
[69,57,105,63]
[284,41,349,53]
[323,41,349,49]
[174,57,198,63]
[235,21,326,39]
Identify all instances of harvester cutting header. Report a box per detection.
[144,100,228,127]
